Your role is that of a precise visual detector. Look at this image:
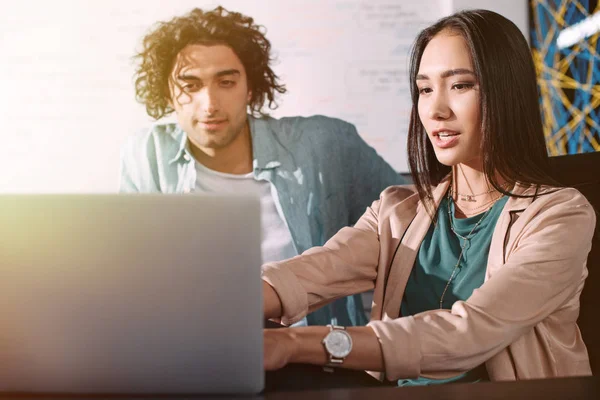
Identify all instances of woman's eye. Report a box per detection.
[452,83,475,90]
[418,87,432,95]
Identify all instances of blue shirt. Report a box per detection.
[120,114,406,326]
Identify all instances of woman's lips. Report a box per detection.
[432,132,460,148]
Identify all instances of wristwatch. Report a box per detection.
[322,324,353,372]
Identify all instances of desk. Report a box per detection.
[2,325,596,399]
[265,376,597,400]
[2,376,596,399]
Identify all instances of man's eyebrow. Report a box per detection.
[215,69,241,78]
[177,74,201,81]
[416,68,475,80]
[176,69,241,81]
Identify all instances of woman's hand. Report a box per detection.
[263,328,298,371]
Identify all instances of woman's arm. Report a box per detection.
[261,186,418,325]
[264,325,384,372]
[261,191,390,324]
[263,281,282,320]
[264,188,596,379]
[368,188,596,380]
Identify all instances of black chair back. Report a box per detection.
[549,152,600,375]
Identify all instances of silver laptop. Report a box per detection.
[0,194,263,394]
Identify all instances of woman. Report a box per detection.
[262,9,596,384]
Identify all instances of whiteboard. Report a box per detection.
[0,0,451,192]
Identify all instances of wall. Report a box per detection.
[0,0,528,193]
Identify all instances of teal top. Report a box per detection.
[119,115,406,327]
[398,194,509,386]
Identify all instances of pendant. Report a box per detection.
[461,194,476,202]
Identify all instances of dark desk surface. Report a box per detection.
[3,323,597,399]
[3,376,597,400]
[265,376,597,400]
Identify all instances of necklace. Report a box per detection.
[451,187,496,202]
[439,191,493,309]
[451,193,503,216]
[452,165,509,202]
[450,183,509,203]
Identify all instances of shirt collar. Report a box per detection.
[248,115,282,171]
[167,124,190,165]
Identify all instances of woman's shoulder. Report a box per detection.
[379,184,419,201]
[378,179,451,211]
[525,184,593,208]
[371,185,422,219]
[515,184,596,233]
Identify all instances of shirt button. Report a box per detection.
[183,153,191,162]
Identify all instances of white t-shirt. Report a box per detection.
[193,160,297,264]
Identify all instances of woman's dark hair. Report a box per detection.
[407,9,559,215]
[133,6,286,120]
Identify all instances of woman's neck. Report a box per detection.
[451,164,506,218]
[453,164,488,194]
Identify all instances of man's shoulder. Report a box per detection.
[122,122,184,158]
[125,122,183,146]
[119,122,186,192]
[257,114,358,142]
[278,114,354,129]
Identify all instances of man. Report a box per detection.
[120,6,405,326]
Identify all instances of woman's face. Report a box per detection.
[416,31,483,168]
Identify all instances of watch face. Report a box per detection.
[324,330,352,358]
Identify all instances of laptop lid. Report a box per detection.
[0,194,263,394]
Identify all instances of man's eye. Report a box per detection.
[220,80,236,88]
[182,83,200,92]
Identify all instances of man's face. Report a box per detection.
[169,44,251,153]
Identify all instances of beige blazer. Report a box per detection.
[262,178,596,381]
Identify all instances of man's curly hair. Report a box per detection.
[133,6,287,120]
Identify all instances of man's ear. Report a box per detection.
[247,90,252,103]
[166,79,175,108]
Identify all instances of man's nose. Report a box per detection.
[198,86,220,115]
